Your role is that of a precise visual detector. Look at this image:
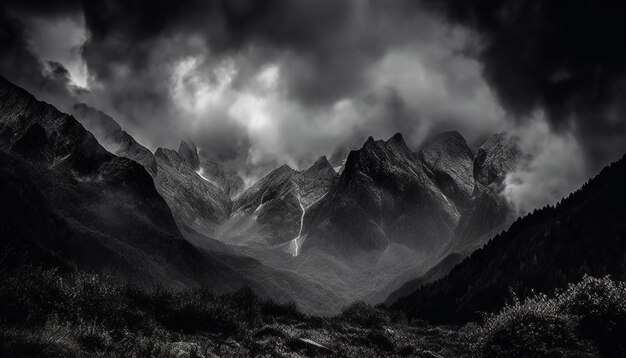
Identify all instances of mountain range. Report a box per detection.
[0,76,346,314]
[1,74,532,315]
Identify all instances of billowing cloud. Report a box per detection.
[503,115,586,215]
[1,0,625,210]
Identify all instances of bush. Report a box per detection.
[476,275,626,357]
[556,275,626,357]
[478,306,594,357]
[339,301,390,329]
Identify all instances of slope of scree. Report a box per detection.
[392,154,626,323]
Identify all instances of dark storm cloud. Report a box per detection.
[4,0,623,210]
[0,0,507,181]
[427,0,626,170]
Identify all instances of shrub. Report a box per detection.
[556,275,626,357]
[478,306,594,357]
[475,276,626,357]
[339,301,390,329]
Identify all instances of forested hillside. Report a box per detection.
[393,155,626,323]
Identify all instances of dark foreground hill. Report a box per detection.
[393,154,626,324]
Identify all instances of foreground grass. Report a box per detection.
[0,268,471,357]
[1,269,624,357]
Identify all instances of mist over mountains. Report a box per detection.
[0,74,524,313]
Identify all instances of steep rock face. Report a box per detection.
[219,157,337,247]
[302,134,458,257]
[153,147,230,236]
[418,131,475,210]
[72,104,157,174]
[450,133,521,253]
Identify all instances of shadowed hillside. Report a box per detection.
[393,155,626,324]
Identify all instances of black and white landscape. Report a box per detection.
[1,1,626,357]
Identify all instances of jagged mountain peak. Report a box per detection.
[303,155,334,175]
[386,132,405,144]
[178,139,200,170]
[341,133,420,186]
[302,133,459,256]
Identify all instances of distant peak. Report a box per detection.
[387,132,404,143]
[385,132,413,155]
[306,155,333,172]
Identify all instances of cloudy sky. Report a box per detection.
[1,0,626,213]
